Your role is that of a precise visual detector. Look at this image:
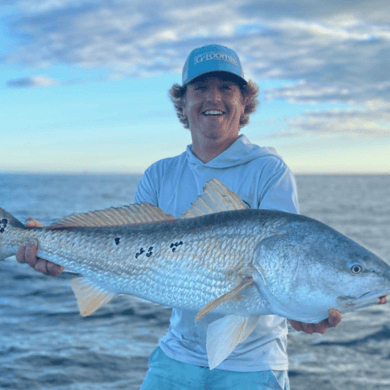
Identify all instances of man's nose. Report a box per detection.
[205,87,222,102]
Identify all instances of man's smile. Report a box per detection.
[202,110,225,116]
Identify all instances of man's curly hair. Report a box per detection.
[169,80,259,129]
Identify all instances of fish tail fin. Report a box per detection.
[0,207,26,260]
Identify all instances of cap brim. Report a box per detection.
[186,71,247,87]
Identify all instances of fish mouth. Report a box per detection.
[337,291,390,310]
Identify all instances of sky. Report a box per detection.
[1,0,389,174]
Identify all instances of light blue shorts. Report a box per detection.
[140,347,290,390]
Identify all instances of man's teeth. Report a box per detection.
[203,110,224,116]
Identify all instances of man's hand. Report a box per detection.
[16,218,64,277]
[288,309,342,335]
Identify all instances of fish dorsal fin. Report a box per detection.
[182,178,249,219]
[207,315,260,369]
[48,203,176,228]
[71,277,116,317]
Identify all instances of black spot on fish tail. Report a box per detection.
[115,237,120,245]
[0,228,4,234]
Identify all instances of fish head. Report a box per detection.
[252,215,390,323]
[332,244,390,313]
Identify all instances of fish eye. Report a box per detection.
[350,264,362,274]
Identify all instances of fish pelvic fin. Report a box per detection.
[71,278,115,317]
[195,277,255,321]
[207,315,260,369]
[182,178,249,219]
[48,203,177,229]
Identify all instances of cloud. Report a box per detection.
[17,0,91,13]
[280,100,390,138]
[265,80,390,105]
[6,75,58,88]
[4,0,390,136]
[6,0,249,73]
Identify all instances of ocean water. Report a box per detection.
[1,173,389,390]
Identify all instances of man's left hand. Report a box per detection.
[288,309,342,335]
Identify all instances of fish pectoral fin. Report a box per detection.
[71,278,115,317]
[207,315,260,370]
[195,277,254,321]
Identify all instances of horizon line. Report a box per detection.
[0,170,389,176]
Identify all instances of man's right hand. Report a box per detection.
[16,218,64,277]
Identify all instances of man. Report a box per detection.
[17,44,341,389]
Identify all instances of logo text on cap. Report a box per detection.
[194,51,238,67]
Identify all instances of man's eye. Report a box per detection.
[195,86,206,90]
[222,85,232,90]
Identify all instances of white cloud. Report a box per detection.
[4,0,390,137]
[284,101,390,138]
[17,0,94,13]
[7,75,58,88]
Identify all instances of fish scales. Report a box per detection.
[8,210,269,315]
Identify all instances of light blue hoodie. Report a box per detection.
[135,134,299,372]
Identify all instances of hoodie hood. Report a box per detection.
[186,135,282,169]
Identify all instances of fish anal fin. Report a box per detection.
[182,178,249,219]
[48,203,176,229]
[207,315,259,369]
[71,278,115,317]
[195,277,254,321]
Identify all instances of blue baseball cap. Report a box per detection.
[182,44,246,86]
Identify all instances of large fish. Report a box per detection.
[1,179,390,369]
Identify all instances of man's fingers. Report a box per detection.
[301,323,315,334]
[16,245,27,264]
[327,309,342,327]
[289,320,327,335]
[310,310,341,335]
[288,319,304,332]
[311,321,328,335]
[34,258,49,274]
[16,227,63,276]
[47,262,64,277]
[16,241,39,267]
[288,309,342,335]
[25,241,39,266]
[35,259,63,276]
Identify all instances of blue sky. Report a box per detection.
[1,0,389,174]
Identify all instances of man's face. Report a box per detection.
[183,73,245,145]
